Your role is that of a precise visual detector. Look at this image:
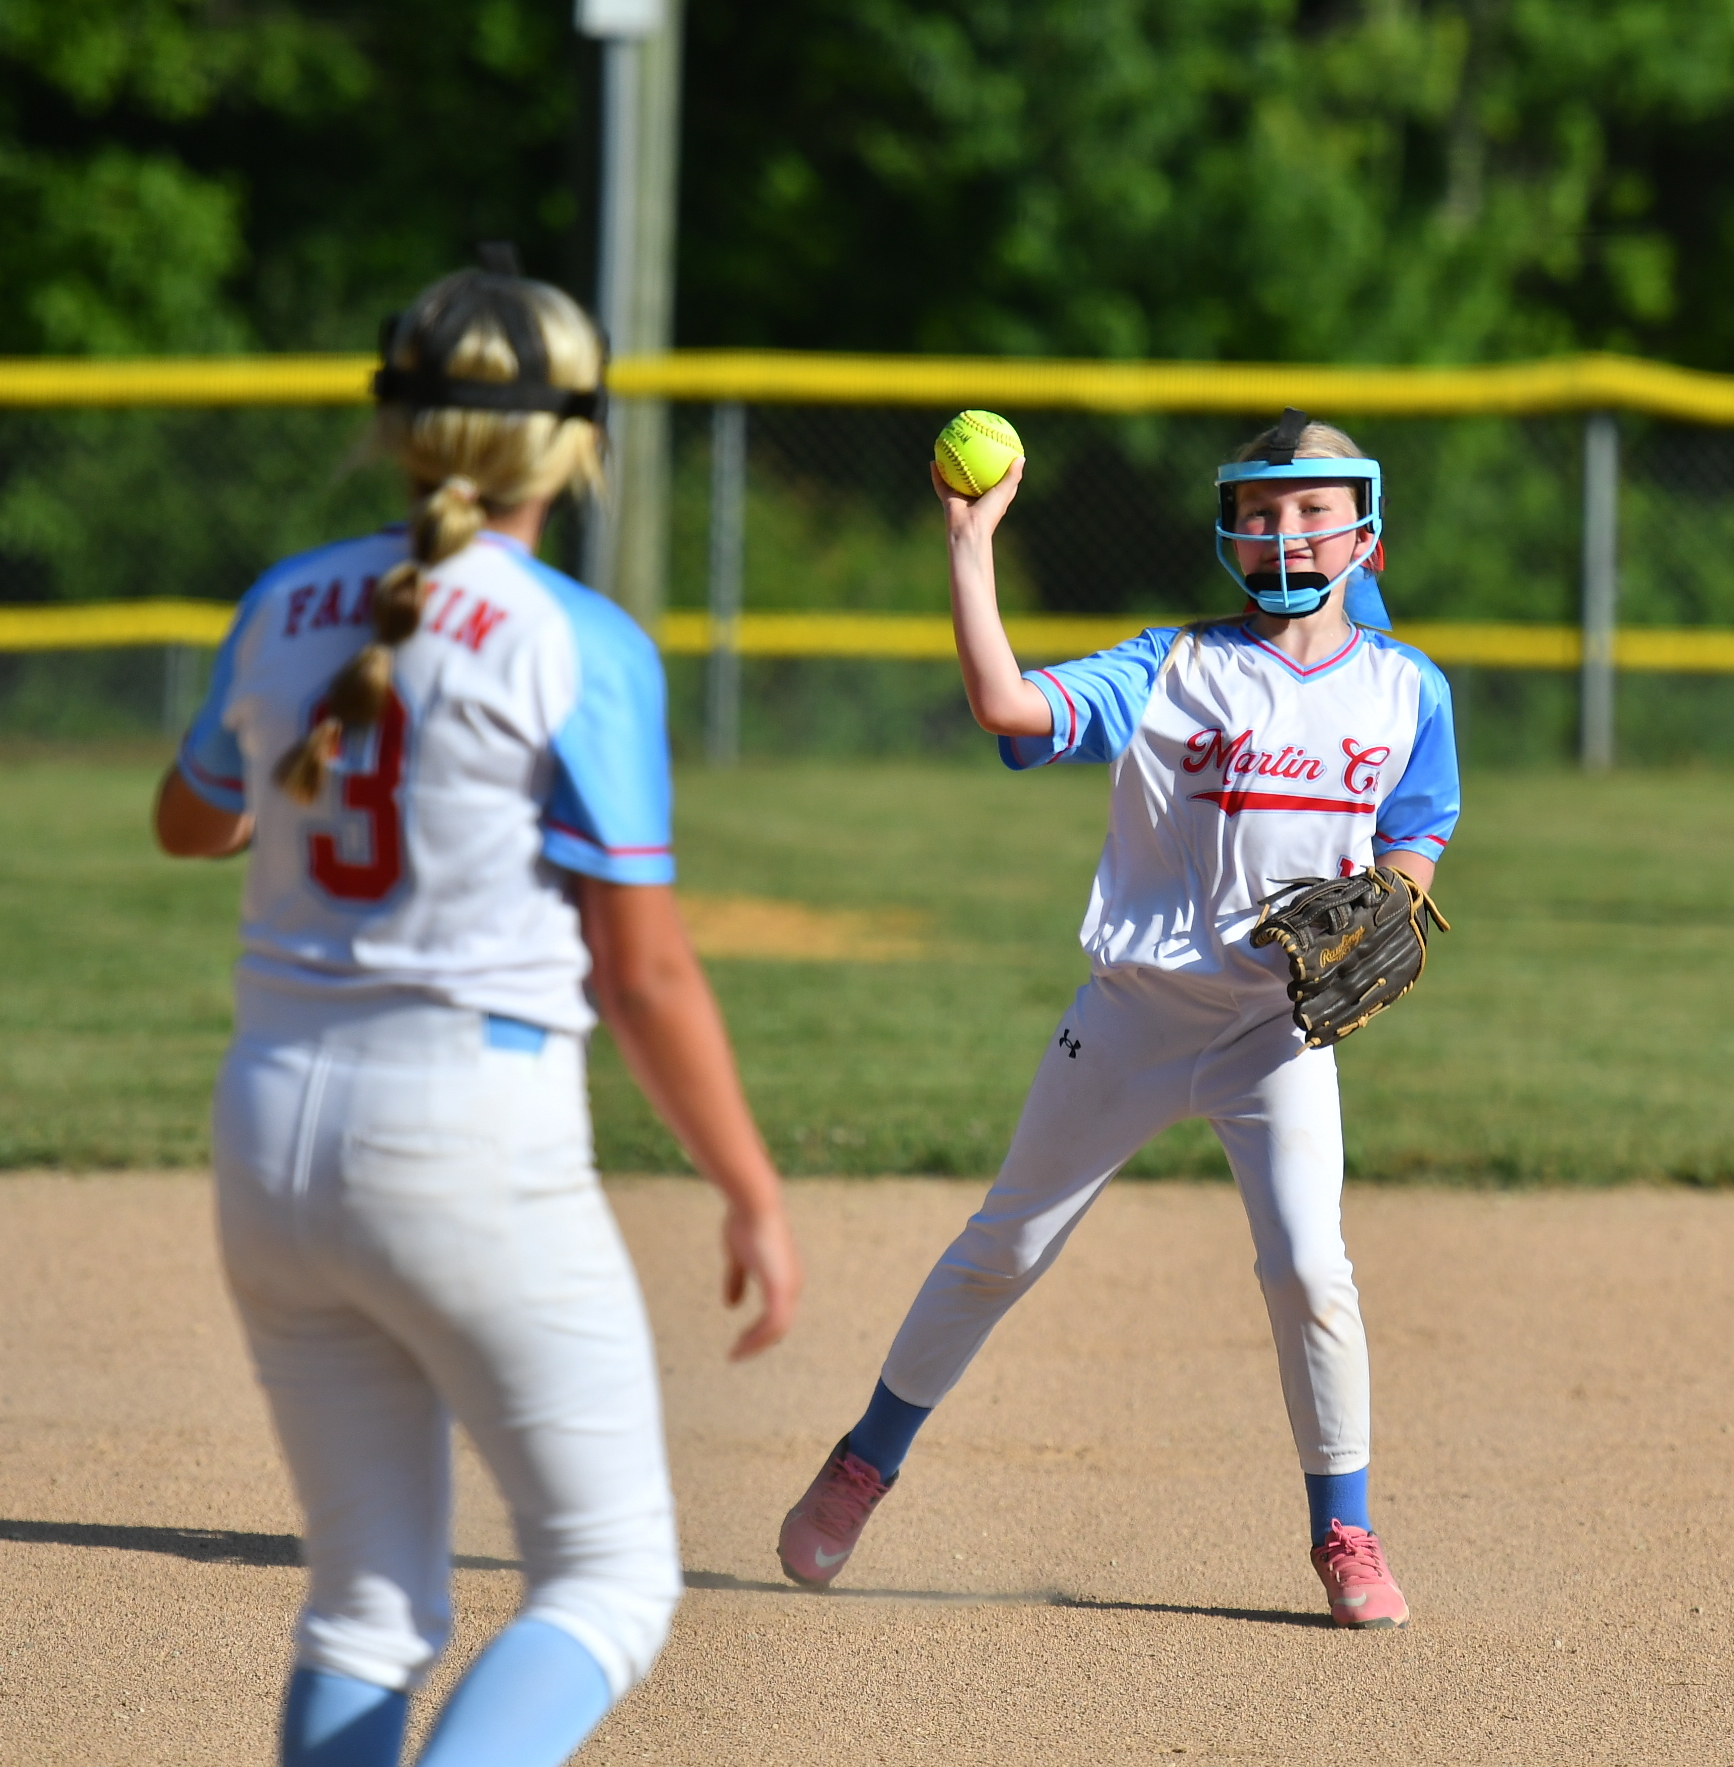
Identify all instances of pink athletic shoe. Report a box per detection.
[778,1438,895,1587]
[1311,1521,1409,1629]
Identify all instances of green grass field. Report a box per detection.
[3,743,1732,1184]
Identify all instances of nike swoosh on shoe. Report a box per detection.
[777,1438,896,1587]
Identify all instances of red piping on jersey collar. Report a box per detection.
[546,817,671,858]
[1035,669,1079,760]
[1239,622,1363,680]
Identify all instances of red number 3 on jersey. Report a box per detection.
[306,689,407,903]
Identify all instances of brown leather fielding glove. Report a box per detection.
[1250,865,1450,1049]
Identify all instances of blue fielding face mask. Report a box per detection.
[1215,444,1384,618]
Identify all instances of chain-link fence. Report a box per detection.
[3,366,1734,765]
[658,401,1734,766]
[0,403,390,740]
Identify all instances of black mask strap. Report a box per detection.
[476,240,522,277]
[370,367,603,421]
[374,248,603,424]
[1262,408,1309,466]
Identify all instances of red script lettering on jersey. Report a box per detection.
[280,577,507,653]
[1183,727,1327,782]
[1183,725,1385,818]
[283,584,317,636]
[308,580,345,630]
[1340,737,1392,795]
[422,585,510,653]
[284,577,376,636]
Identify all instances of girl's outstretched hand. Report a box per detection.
[931,456,1025,539]
[722,1199,803,1360]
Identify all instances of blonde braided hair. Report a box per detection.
[275,269,605,803]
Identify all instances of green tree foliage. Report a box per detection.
[0,0,351,350]
[2,1,1734,364]
[0,0,590,627]
[683,0,1734,367]
[7,0,1734,647]
[0,0,582,353]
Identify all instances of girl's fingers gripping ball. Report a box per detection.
[934,410,1023,497]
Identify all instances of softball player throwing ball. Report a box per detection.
[155,258,801,1765]
[778,410,1456,1628]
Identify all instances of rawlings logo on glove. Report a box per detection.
[1250,866,1450,1048]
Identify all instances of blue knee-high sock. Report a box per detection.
[1304,1467,1372,1545]
[416,1618,611,1767]
[281,1668,408,1767]
[846,1378,932,1482]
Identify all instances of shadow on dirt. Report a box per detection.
[683,1567,1326,1626]
[0,1518,515,1572]
[1053,1593,1330,1629]
[0,1527,1330,1628]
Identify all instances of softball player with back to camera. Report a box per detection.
[155,258,801,1766]
[779,410,1457,1627]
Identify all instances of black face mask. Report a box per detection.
[1243,571,1331,616]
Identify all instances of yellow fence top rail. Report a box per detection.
[0,356,375,407]
[4,348,1734,421]
[12,602,1734,673]
[660,613,1606,666]
[0,600,235,649]
[614,350,1734,422]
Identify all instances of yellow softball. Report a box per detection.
[934,409,1023,496]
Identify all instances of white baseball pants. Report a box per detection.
[881,966,1371,1474]
[212,981,681,1699]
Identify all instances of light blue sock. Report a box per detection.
[845,1378,931,1482]
[1304,1467,1372,1546]
[281,1667,408,1767]
[416,1619,611,1767]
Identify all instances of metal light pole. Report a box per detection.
[576,0,682,631]
[1580,411,1619,771]
[706,401,746,766]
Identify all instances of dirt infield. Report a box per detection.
[2,1174,1732,1764]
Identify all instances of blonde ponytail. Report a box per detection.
[273,475,487,802]
[274,259,605,804]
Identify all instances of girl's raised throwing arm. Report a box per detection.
[931,459,1053,738]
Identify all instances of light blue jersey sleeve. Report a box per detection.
[176,570,281,813]
[536,567,676,887]
[1373,641,1460,861]
[998,628,1176,770]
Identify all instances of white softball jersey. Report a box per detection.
[879,620,1458,1461]
[179,527,674,1034]
[192,528,685,1695]
[1002,620,1460,990]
